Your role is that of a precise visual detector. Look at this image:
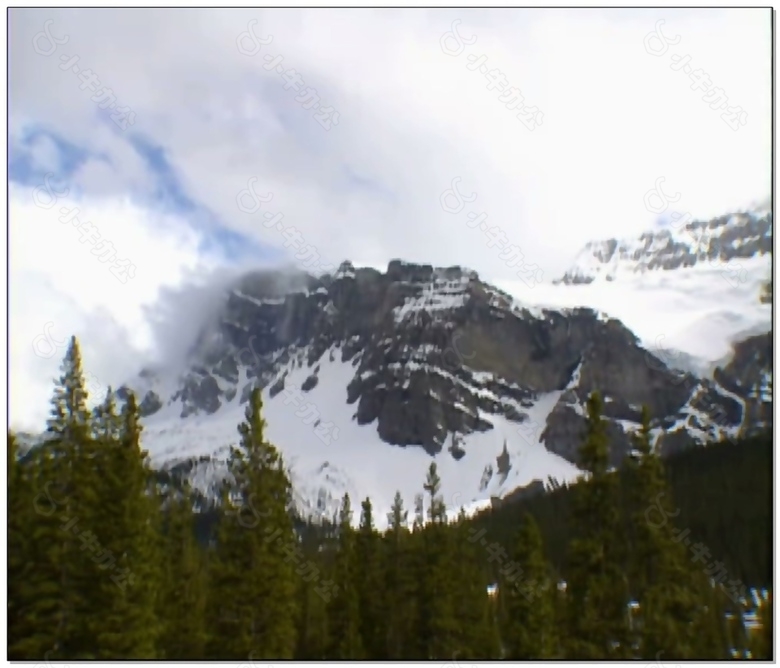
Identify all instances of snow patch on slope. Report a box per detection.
[392,275,471,324]
[141,348,581,529]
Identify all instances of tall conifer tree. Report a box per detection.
[503,513,556,658]
[328,493,364,659]
[626,406,707,659]
[44,336,101,658]
[565,392,630,659]
[419,463,458,659]
[94,391,161,658]
[356,497,386,658]
[208,388,298,659]
[452,509,501,659]
[8,433,36,658]
[385,491,417,659]
[158,484,207,659]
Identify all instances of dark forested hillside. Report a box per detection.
[8,337,773,660]
[476,431,772,590]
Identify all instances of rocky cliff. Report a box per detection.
[117,258,767,519]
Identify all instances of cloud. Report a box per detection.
[8,8,771,430]
[8,182,227,430]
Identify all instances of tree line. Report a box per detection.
[8,337,773,660]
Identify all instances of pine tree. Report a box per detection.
[626,406,708,659]
[387,491,408,531]
[413,493,425,531]
[424,462,446,524]
[502,513,556,659]
[93,391,162,658]
[565,392,630,659]
[7,432,23,653]
[15,336,104,659]
[328,493,364,659]
[356,497,386,658]
[207,388,298,659]
[42,336,102,658]
[46,336,90,443]
[8,433,35,658]
[158,484,207,659]
[91,387,122,443]
[206,485,251,659]
[384,491,419,659]
[294,522,329,660]
[451,509,501,659]
[295,576,329,659]
[419,463,458,659]
[9,442,69,658]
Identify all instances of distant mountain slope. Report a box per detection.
[554,209,771,285]
[497,208,771,367]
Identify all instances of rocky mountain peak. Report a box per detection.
[555,209,772,285]
[119,257,771,520]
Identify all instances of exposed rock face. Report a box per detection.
[649,335,770,459]
[714,332,773,434]
[124,259,769,470]
[541,402,634,468]
[555,210,772,284]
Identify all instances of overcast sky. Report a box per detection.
[9,8,771,431]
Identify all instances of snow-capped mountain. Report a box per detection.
[554,209,771,285]
[492,209,771,373]
[115,258,771,527]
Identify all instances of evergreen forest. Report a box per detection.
[7,337,773,660]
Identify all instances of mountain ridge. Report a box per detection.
[15,208,772,526]
[554,209,771,285]
[101,253,771,525]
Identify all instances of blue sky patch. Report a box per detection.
[10,123,281,266]
[8,125,106,186]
